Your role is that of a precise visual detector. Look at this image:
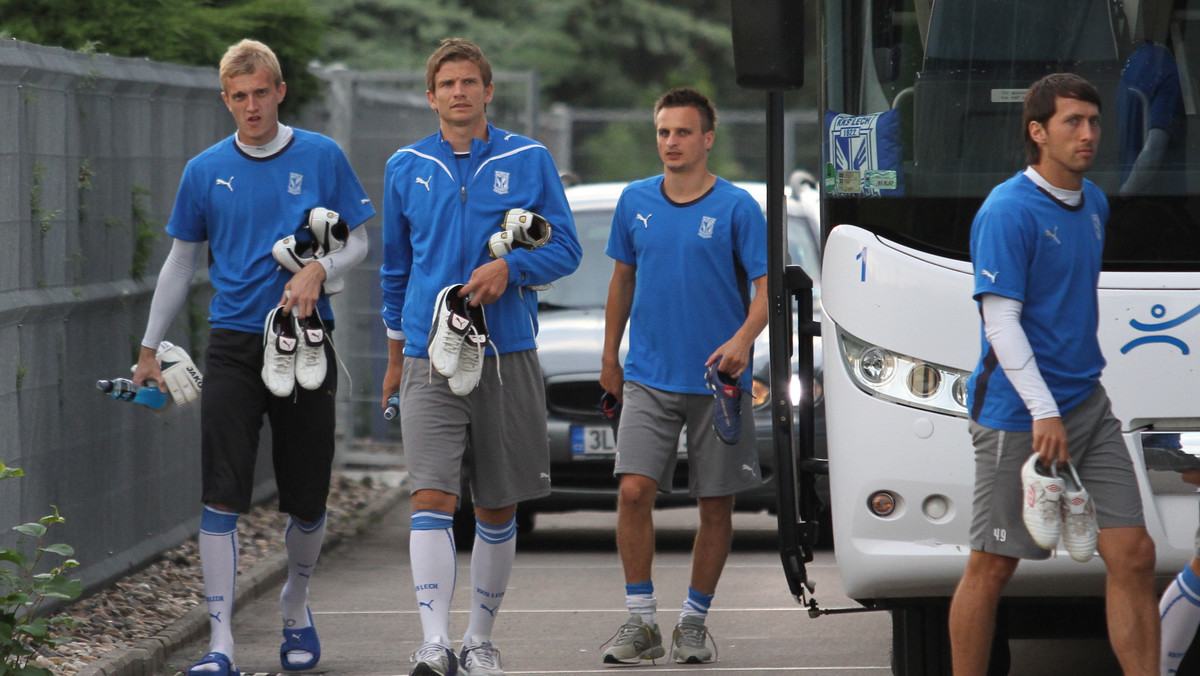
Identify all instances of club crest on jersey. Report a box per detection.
[288,172,303,195]
[493,170,510,195]
[698,216,716,239]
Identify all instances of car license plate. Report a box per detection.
[572,425,616,455]
[570,425,689,455]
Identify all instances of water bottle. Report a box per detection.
[97,378,168,410]
[384,392,400,420]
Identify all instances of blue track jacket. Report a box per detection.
[381,125,581,357]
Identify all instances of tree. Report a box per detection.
[314,0,778,109]
[0,0,325,114]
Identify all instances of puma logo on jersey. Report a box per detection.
[981,269,998,284]
[361,198,371,204]
[415,176,432,191]
[504,133,516,141]
[636,213,652,228]
[1044,227,1061,244]
[216,177,234,191]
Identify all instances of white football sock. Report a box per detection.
[410,511,457,644]
[680,586,714,623]
[1161,562,1200,673]
[280,512,325,667]
[463,516,517,645]
[280,512,326,628]
[625,581,657,626]
[196,506,239,670]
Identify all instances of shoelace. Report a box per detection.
[462,642,501,669]
[295,314,354,392]
[1063,515,1093,535]
[672,622,719,661]
[1034,496,1059,522]
[411,642,449,665]
[457,328,484,373]
[675,622,707,648]
[454,327,504,388]
[297,327,324,371]
[603,621,648,649]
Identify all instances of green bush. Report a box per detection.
[0,461,81,676]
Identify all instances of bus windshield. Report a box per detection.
[821,0,1200,269]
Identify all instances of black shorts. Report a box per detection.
[200,327,337,522]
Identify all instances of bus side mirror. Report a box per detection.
[731,0,805,90]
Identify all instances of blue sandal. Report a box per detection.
[280,608,321,671]
[188,651,241,676]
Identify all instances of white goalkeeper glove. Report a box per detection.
[501,208,552,248]
[156,341,203,406]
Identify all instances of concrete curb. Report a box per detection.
[78,484,408,676]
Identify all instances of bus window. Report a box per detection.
[821,0,1200,268]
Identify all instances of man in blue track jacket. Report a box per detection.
[379,38,580,676]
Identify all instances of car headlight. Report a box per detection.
[838,327,969,417]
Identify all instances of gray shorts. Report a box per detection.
[399,350,551,509]
[614,381,763,498]
[969,384,1145,560]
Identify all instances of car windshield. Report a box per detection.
[538,208,614,309]
[539,201,822,310]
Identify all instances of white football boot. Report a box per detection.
[293,313,327,391]
[1020,453,1065,550]
[262,305,298,397]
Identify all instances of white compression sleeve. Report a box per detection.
[981,293,1060,420]
[141,239,203,349]
[317,225,368,282]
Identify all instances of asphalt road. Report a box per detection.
[162,499,1128,675]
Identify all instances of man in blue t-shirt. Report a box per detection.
[948,73,1158,675]
[598,88,768,666]
[130,39,375,676]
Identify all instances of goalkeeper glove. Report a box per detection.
[156,341,203,406]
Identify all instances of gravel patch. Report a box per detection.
[31,472,399,675]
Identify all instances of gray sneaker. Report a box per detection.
[459,636,504,675]
[410,638,458,676]
[601,615,665,664]
[671,616,716,664]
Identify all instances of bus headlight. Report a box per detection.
[906,363,941,398]
[858,347,894,384]
[839,327,970,417]
[951,375,968,408]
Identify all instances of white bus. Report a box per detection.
[777,0,1200,672]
